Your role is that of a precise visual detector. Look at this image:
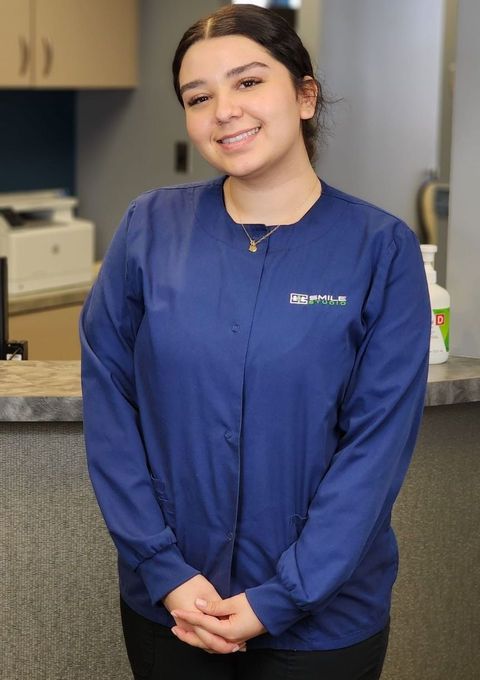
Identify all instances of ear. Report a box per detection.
[298,76,318,120]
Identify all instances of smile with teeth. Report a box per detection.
[219,127,260,145]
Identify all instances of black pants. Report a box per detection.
[120,599,390,680]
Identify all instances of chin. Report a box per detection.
[217,158,273,181]
[200,148,265,178]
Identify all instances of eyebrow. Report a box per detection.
[179,61,270,97]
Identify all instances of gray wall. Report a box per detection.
[447,0,480,358]
[3,406,480,679]
[1,422,131,680]
[76,0,221,259]
[438,0,458,182]
[315,0,445,232]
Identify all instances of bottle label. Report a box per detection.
[430,307,450,353]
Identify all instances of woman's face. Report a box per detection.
[178,35,315,181]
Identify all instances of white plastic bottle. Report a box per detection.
[420,244,450,364]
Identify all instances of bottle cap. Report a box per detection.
[420,244,438,254]
[420,243,437,267]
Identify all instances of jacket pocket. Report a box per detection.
[289,513,308,542]
[150,476,176,529]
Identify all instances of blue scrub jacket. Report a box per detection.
[80,177,431,651]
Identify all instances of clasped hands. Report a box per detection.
[163,574,266,654]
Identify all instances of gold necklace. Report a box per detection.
[225,176,321,252]
[240,223,281,253]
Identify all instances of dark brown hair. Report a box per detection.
[172,3,326,163]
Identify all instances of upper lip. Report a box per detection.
[217,126,260,143]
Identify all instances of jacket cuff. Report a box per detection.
[137,540,200,606]
[245,576,307,637]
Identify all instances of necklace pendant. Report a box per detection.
[249,242,257,253]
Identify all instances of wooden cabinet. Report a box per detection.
[0,1,32,87]
[34,0,138,88]
[9,303,83,360]
[0,0,138,89]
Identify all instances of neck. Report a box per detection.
[225,164,321,226]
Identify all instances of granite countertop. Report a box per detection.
[0,362,81,421]
[0,357,479,422]
[426,356,480,406]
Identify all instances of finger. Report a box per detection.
[172,626,212,652]
[172,620,196,634]
[195,597,234,618]
[172,609,230,638]
[192,624,241,654]
[171,626,247,654]
[173,619,244,655]
[171,626,242,654]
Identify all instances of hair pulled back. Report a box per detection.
[172,3,325,163]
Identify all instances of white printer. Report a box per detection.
[0,189,94,295]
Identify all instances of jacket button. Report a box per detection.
[224,430,233,441]
[231,323,240,333]
[226,532,233,542]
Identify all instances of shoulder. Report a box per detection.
[318,182,423,288]
[129,177,223,218]
[321,181,415,246]
[117,177,223,258]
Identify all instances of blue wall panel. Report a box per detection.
[0,91,75,195]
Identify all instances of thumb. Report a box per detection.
[195,597,232,617]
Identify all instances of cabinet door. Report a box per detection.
[9,304,83,360]
[34,0,138,88]
[0,0,32,87]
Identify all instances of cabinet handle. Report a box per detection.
[42,38,54,77]
[18,36,30,76]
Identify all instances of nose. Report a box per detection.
[214,91,242,124]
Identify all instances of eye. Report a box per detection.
[187,94,209,107]
[239,78,261,89]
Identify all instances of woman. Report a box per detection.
[80,4,431,679]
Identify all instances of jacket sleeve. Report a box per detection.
[80,203,200,606]
[245,223,431,636]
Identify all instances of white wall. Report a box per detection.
[446,0,480,358]
[315,0,445,232]
[76,0,221,258]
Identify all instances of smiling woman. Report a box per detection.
[80,4,431,680]
[172,4,324,166]
[177,37,316,186]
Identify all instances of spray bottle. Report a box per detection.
[420,244,450,364]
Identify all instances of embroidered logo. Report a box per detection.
[290,293,348,306]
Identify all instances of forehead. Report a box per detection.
[179,35,277,80]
